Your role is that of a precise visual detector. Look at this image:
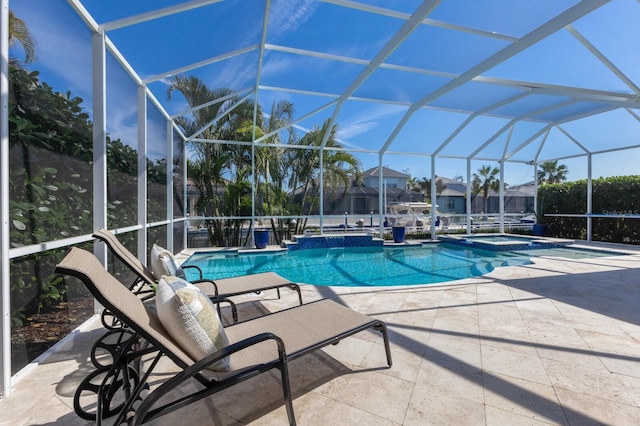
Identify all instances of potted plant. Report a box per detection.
[254,221,269,249]
[532,193,545,236]
[392,222,406,243]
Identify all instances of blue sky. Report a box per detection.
[10,0,640,186]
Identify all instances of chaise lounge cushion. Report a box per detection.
[150,244,185,279]
[155,275,231,371]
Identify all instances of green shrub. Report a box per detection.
[538,176,640,244]
[8,64,168,322]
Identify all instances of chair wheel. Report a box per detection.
[90,328,137,368]
[73,364,140,421]
[101,310,124,330]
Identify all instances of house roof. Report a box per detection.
[363,167,409,179]
[320,186,423,198]
[505,181,536,197]
[435,177,467,196]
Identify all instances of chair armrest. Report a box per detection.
[190,279,219,297]
[181,264,203,279]
[134,333,287,424]
[195,332,286,372]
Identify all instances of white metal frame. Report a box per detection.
[1,0,10,400]
[138,85,148,256]
[92,31,108,265]
[6,0,640,398]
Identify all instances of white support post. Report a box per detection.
[166,120,174,251]
[137,85,148,260]
[534,162,539,222]
[587,154,593,242]
[499,161,505,234]
[93,32,108,265]
[431,157,437,240]
[182,128,188,251]
[466,159,472,234]
[1,0,11,400]
[378,155,384,235]
[251,140,256,247]
[92,31,108,319]
[319,149,324,234]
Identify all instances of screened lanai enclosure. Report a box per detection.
[2,0,640,398]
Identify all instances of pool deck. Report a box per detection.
[2,241,640,425]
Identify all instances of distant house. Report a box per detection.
[363,166,409,189]
[312,168,534,216]
[433,177,467,214]
[188,169,534,218]
[321,185,424,215]
[435,178,535,214]
[503,181,536,213]
[302,167,425,215]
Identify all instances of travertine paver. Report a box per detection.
[1,243,639,425]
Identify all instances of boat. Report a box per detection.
[520,214,537,224]
[384,202,441,228]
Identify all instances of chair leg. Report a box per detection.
[215,298,238,323]
[278,361,296,426]
[374,322,393,367]
[228,300,238,322]
[290,284,303,305]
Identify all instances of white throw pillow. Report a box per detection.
[150,244,184,279]
[155,275,231,372]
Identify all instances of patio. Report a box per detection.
[2,241,640,425]
[7,0,640,408]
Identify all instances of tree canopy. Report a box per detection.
[537,160,569,185]
[472,165,500,213]
[9,10,37,63]
[168,76,362,245]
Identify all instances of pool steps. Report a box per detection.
[439,234,573,251]
[283,233,385,251]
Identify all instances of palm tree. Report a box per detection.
[537,160,568,184]
[411,177,447,202]
[168,75,258,246]
[416,177,430,200]
[287,119,361,230]
[407,176,419,192]
[9,10,37,63]
[254,100,295,243]
[472,165,500,213]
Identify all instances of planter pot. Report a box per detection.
[532,224,546,236]
[392,226,405,243]
[254,229,269,249]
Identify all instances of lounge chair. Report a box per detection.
[93,229,302,322]
[56,247,392,425]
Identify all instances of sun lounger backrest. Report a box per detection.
[56,247,194,368]
[93,229,157,285]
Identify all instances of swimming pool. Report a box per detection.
[183,244,622,287]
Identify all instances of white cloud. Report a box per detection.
[259,54,302,80]
[337,104,406,141]
[268,0,318,37]
[205,0,319,90]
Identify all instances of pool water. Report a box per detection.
[184,244,622,287]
